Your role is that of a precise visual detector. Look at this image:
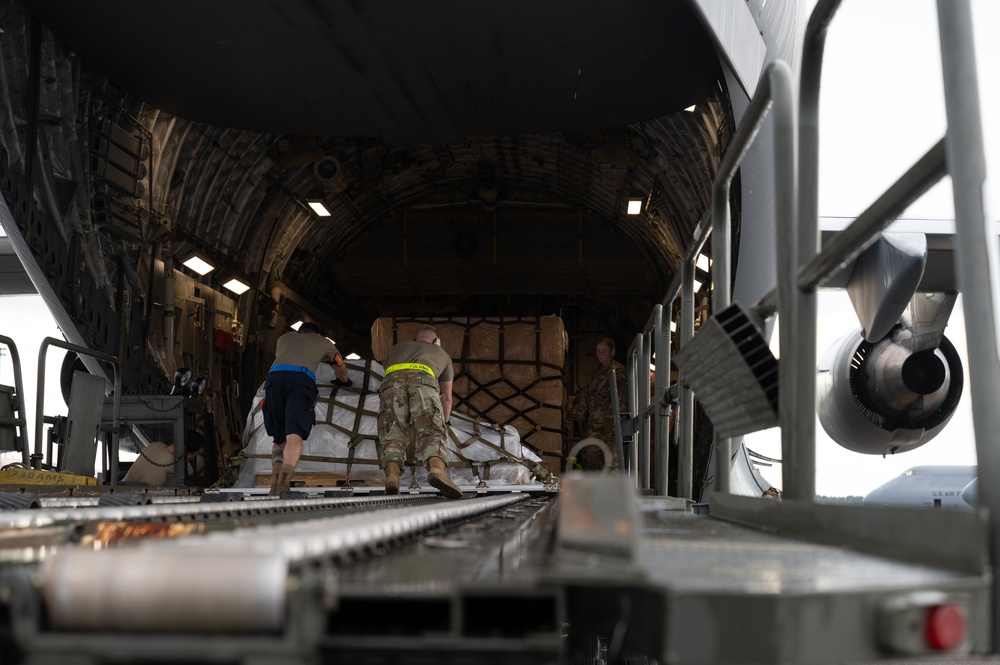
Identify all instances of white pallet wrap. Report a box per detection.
[235,359,543,488]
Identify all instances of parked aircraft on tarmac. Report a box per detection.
[863,464,977,509]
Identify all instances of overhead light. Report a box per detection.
[290,320,303,331]
[684,104,696,112]
[696,253,712,272]
[221,276,251,295]
[307,193,332,217]
[346,352,361,360]
[626,197,643,215]
[181,254,215,275]
[693,279,704,293]
[670,320,677,333]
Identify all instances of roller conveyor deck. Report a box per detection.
[0,476,992,664]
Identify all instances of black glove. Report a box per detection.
[333,378,353,388]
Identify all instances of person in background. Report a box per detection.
[263,321,350,495]
[121,434,204,486]
[183,430,207,482]
[377,325,463,499]
[762,487,782,499]
[571,337,627,471]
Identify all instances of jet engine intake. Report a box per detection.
[818,328,963,455]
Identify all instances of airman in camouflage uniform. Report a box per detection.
[571,337,627,470]
[378,325,463,499]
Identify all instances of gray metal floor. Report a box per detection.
[1,482,992,664]
[634,504,988,664]
[640,509,971,595]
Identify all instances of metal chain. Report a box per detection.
[126,393,184,413]
[137,446,182,468]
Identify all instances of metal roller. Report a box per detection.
[200,493,530,563]
[98,493,152,507]
[0,493,426,530]
[42,547,287,633]
[38,494,527,634]
[0,492,40,509]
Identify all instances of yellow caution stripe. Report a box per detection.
[0,467,97,486]
[384,362,435,378]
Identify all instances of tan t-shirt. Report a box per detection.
[122,441,175,486]
[273,330,341,373]
[384,341,454,382]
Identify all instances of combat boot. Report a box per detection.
[426,457,463,500]
[268,461,283,495]
[384,461,402,495]
[270,464,296,496]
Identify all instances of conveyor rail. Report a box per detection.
[0,492,433,530]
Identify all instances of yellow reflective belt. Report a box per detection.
[384,362,435,378]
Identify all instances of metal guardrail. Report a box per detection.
[622,305,670,495]
[712,61,797,496]
[624,0,996,535]
[33,337,122,483]
[935,0,1000,647]
[623,60,796,499]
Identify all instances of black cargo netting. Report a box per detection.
[386,316,566,468]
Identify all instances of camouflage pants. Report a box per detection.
[377,371,448,467]
[579,418,620,471]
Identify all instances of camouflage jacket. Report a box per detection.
[572,359,627,436]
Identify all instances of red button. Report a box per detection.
[925,604,966,650]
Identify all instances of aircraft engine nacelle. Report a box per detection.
[817,328,964,455]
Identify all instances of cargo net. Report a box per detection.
[233,359,547,489]
[372,316,567,476]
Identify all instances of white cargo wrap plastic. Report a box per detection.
[235,359,542,488]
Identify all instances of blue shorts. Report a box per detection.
[262,371,318,443]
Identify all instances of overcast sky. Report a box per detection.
[2,0,997,495]
[0,292,68,469]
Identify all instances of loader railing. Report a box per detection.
[624,58,796,499]
[622,9,999,642]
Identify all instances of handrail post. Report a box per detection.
[609,369,626,476]
[638,331,651,490]
[652,304,671,496]
[771,63,800,500]
[708,61,797,496]
[34,338,122,483]
[628,333,641,485]
[659,216,710,500]
[936,0,1000,648]
[790,0,841,502]
[678,258,695,499]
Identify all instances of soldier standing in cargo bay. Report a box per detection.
[378,325,463,499]
[264,322,350,495]
[571,337,627,470]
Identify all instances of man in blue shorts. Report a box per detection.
[264,321,350,495]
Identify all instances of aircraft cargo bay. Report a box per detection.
[1,0,999,663]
